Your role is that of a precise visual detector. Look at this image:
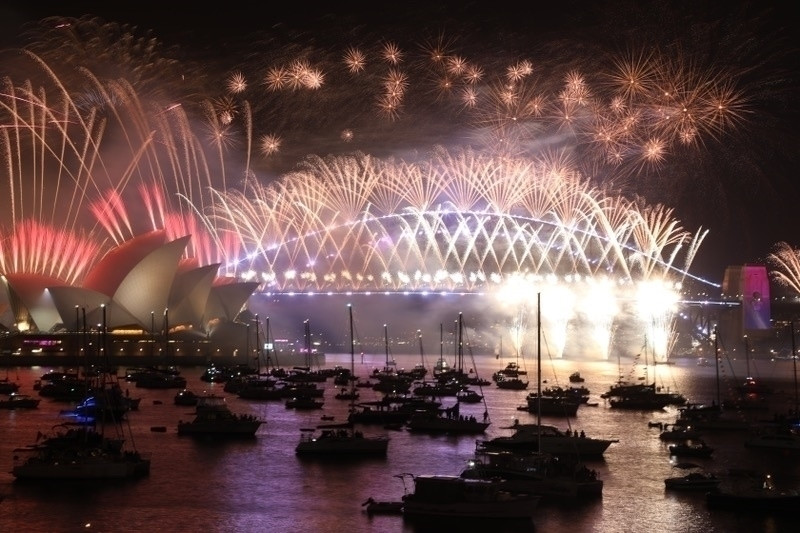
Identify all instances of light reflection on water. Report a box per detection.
[1,354,799,532]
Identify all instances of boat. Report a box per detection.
[0,392,41,409]
[455,387,483,403]
[397,334,429,382]
[735,335,773,396]
[658,425,702,441]
[492,361,527,381]
[736,376,773,396]
[668,440,714,458]
[174,388,199,406]
[706,474,800,513]
[744,430,800,451]
[12,425,151,480]
[664,471,720,491]
[67,385,140,422]
[494,374,529,390]
[459,446,603,500]
[569,371,585,383]
[400,474,540,519]
[607,388,679,410]
[406,407,490,434]
[480,420,617,459]
[406,313,491,435]
[177,394,262,437]
[600,380,654,400]
[486,295,618,459]
[295,304,390,457]
[295,424,390,456]
[361,497,404,515]
[285,394,325,410]
[604,355,686,410]
[492,335,529,390]
[348,396,438,425]
[0,376,21,394]
[521,297,579,420]
[603,337,686,409]
[133,369,187,389]
[672,402,751,431]
[12,314,151,482]
[334,386,359,401]
[521,389,580,416]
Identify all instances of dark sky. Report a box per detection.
[2,1,799,285]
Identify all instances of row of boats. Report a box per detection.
[7,349,800,521]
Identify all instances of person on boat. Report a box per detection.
[580,430,585,438]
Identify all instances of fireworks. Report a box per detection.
[0,9,792,359]
[208,149,706,293]
[767,242,800,296]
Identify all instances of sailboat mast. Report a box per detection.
[439,323,444,365]
[458,313,463,372]
[265,316,272,370]
[536,293,542,449]
[348,304,357,405]
[349,305,355,375]
[417,329,425,367]
[714,326,721,406]
[384,324,390,367]
[304,319,311,368]
[164,307,169,366]
[791,321,798,415]
[254,314,260,374]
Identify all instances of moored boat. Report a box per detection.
[12,425,150,481]
[401,474,540,519]
[521,390,580,416]
[0,378,21,394]
[362,497,404,515]
[744,430,800,451]
[174,388,199,406]
[460,447,603,500]
[0,392,41,409]
[177,395,262,437]
[480,420,618,459]
[406,409,490,434]
[664,471,720,491]
[295,424,390,456]
[668,440,714,458]
[706,474,800,513]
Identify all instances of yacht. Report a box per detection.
[664,471,720,491]
[401,474,540,519]
[480,420,617,459]
[0,392,40,409]
[295,424,389,456]
[459,447,603,500]
[12,425,150,480]
[177,395,262,437]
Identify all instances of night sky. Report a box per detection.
[2,0,799,284]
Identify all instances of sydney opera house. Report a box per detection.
[1,230,260,367]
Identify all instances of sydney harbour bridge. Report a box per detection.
[205,151,738,363]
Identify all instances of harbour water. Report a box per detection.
[1,353,799,532]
